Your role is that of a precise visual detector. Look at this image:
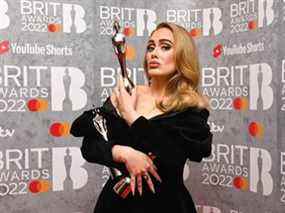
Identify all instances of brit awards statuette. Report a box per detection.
[92,108,131,199]
[112,20,135,94]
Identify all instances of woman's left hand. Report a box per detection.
[113,76,140,125]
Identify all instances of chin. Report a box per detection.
[148,69,174,79]
[148,72,165,78]
[148,68,161,74]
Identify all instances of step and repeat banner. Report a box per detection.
[0,0,284,212]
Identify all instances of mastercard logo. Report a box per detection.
[48,23,62,33]
[29,179,51,193]
[27,99,48,112]
[123,26,135,37]
[126,44,136,61]
[213,44,223,58]
[248,20,257,30]
[233,97,249,111]
[248,121,264,138]
[49,122,70,137]
[189,28,202,38]
[233,176,248,191]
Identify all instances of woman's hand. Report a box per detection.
[112,76,140,125]
[112,145,162,196]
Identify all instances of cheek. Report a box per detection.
[163,52,175,67]
[146,52,151,61]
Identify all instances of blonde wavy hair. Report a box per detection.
[144,22,208,113]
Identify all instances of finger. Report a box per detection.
[130,175,136,196]
[131,86,136,97]
[113,88,120,105]
[152,163,158,171]
[144,174,155,194]
[116,74,121,87]
[148,166,162,183]
[147,157,157,170]
[154,164,158,171]
[111,89,117,105]
[113,87,120,98]
[118,75,124,91]
[148,152,156,160]
[137,175,142,196]
[117,78,125,99]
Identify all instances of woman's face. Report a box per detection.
[146,28,176,79]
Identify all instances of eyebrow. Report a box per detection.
[147,39,173,45]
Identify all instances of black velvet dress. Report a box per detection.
[70,97,213,213]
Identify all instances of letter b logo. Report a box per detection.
[0,0,10,29]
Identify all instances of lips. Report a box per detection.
[149,61,160,68]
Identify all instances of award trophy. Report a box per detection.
[91,21,156,199]
[92,108,131,199]
[111,20,135,94]
[91,20,135,199]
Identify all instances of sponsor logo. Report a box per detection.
[99,6,157,37]
[20,0,87,33]
[230,0,275,34]
[203,144,273,196]
[0,0,10,30]
[27,98,48,112]
[166,7,223,37]
[202,63,274,111]
[100,66,146,102]
[213,44,223,58]
[49,122,70,137]
[213,41,265,58]
[0,40,9,54]
[0,126,15,138]
[50,67,87,111]
[52,147,88,192]
[208,121,224,133]
[10,42,72,56]
[0,147,88,196]
[248,121,264,139]
[0,65,87,112]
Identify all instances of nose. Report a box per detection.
[150,47,158,59]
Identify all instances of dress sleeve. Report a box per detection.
[70,110,97,137]
[80,135,125,170]
[70,110,125,170]
[128,108,213,166]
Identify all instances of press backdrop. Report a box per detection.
[0,0,284,212]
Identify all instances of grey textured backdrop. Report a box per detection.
[0,0,284,212]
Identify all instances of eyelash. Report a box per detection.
[146,45,171,52]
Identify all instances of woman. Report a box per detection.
[71,22,213,213]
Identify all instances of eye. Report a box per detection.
[161,45,171,51]
[146,45,155,52]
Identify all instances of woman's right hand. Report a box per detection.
[112,145,162,196]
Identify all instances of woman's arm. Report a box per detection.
[70,107,125,169]
[80,134,124,169]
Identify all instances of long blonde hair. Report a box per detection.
[144,22,208,113]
